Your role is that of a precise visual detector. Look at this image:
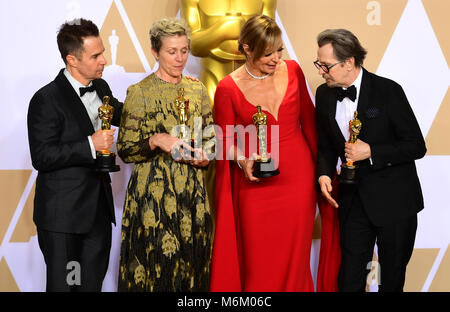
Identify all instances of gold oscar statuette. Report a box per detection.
[174,88,190,139]
[174,88,195,158]
[95,96,120,172]
[339,111,362,184]
[252,106,279,178]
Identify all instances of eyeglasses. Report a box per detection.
[314,60,344,73]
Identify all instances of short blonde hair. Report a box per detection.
[238,15,282,62]
[149,17,191,53]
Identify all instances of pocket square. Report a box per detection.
[365,107,380,119]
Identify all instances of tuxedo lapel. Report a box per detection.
[54,69,95,136]
[356,68,371,141]
[93,79,107,103]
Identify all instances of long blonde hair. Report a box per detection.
[238,15,282,62]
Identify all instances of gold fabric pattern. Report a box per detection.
[117,74,214,291]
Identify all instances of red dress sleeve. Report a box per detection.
[316,180,341,292]
[210,78,242,291]
[294,60,341,292]
[295,61,318,160]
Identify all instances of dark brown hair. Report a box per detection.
[57,18,100,64]
[317,29,367,67]
[238,15,282,62]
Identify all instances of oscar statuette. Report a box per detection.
[252,106,280,178]
[174,88,195,158]
[95,96,120,172]
[339,111,362,184]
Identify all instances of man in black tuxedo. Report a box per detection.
[27,19,123,291]
[314,29,426,292]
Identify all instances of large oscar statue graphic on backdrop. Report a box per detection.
[181,0,277,107]
[181,0,277,217]
[180,0,277,218]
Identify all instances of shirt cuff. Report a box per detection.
[88,136,96,159]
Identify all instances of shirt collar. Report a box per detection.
[342,67,363,101]
[352,67,363,89]
[63,69,93,97]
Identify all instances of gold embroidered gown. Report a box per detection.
[117,74,214,291]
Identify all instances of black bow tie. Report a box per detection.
[336,85,357,102]
[79,84,96,97]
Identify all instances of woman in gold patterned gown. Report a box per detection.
[116,18,214,291]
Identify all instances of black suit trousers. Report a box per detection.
[338,190,417,292]
[37,190,112,292]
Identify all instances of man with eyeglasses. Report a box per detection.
[314,29,426,292]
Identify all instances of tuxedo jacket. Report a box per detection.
[315,68,426,226]
[28,69,123,234]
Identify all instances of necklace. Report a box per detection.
[244,63,270,80]
[155,70,182,84]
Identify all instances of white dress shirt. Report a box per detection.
[64,69,102,159]
[335,68,363,172]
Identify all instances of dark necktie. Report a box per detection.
[79,84,96,97]
[336,85,357,102]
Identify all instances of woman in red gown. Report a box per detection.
[210,15,339,291]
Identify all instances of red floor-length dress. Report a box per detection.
[211,60,323,291]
